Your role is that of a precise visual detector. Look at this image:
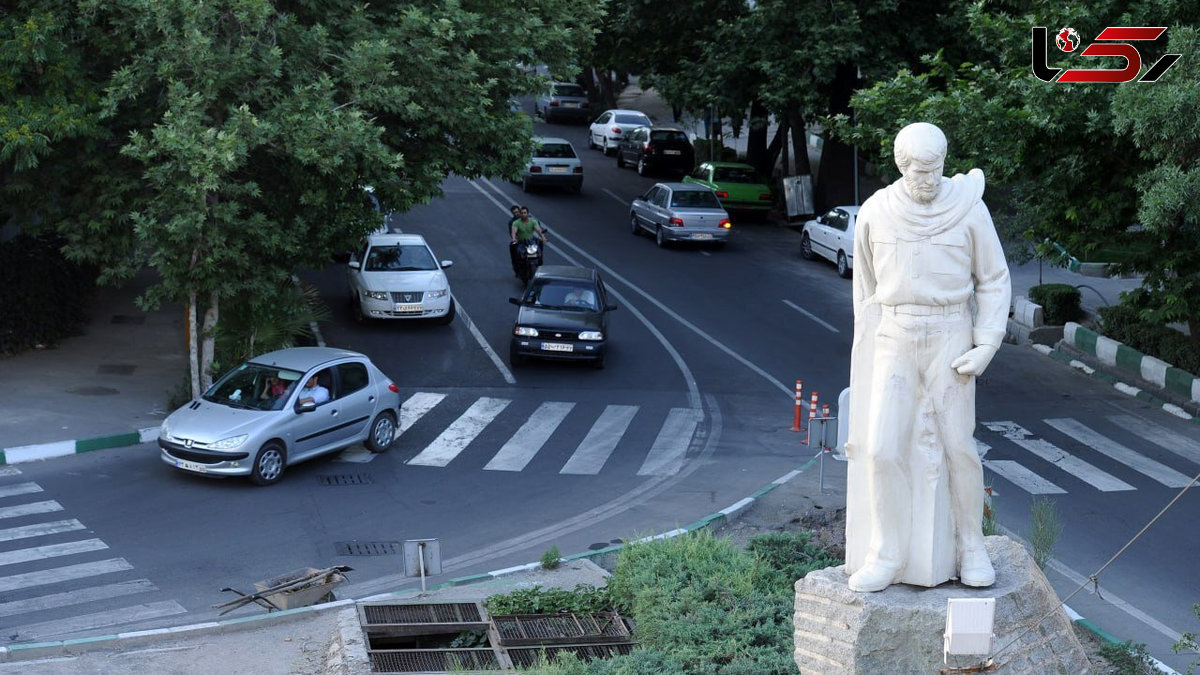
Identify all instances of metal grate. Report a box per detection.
[96,364,137,375]
[369,648,499,673]
[336,541,402,556]
[507,642,636,667]
[110,315,146,325]
[363,603,484,626]
[318,473,372,486]
[494,612,630,646]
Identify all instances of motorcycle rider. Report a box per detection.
[510,206,548,277]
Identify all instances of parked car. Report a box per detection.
[509,265,617,369]
[158,347,402,485]
[683,162,774,220]
[346,233,455,323]
[616,125,695,177]
[521,136,583,193]
[588,109,653,155]
[800,205,859,278]
[535,82,591,123]
[629,182,732,248]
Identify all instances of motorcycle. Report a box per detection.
[514,237,544,283]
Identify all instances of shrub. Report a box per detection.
[485,584,613,616]
[541,546,562,570]
[1029,283,1083,325]
[1098,640,1156,674]
[0,233,97,356]
[745,532,842,582]
[1028,497,1062,570]
[1099,301,1200,376]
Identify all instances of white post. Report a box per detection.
[418,542,427,593]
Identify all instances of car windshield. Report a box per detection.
[535,142,576,159]
[615,114,651,126]
[713,167,763,183]
[203,362,304,411]
[553,84,585,97]
[365,244,437,271]
[650,130,688,143]
[522,280,599,311]
[671,190,722,209]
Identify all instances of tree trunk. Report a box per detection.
[787,110,812,177]
[188,289,200,399]
[745,99,769,177]
[765,121,788,176]
[814,63,861,213]
[200,291,218,391]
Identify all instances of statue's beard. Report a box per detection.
[910,186,938,204]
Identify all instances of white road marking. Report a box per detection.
[455,297,517,385]
[485,402,575,472]
[0,500,63,520]
[1045,418,1194,488]
[602,188,628,205]
[11,600,187,642]
[0,558,134,593]
[983,421,1134,492]
[0,519,85,543]
[0,482,42,499]
[399,392,447,435]
[561,405,639,475]
[638,408,701,476]
[333,445,375,464]
[0,578,157,618]
[782,299,840,333]
[0,468,21,477]
[1109,414,1200,465]
[407,397,511,467]
[982,460,1066,494]
[0,538,108,567]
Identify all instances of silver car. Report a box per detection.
[629,182,732,248]
[158,347,401,485]
[534,82,591,123]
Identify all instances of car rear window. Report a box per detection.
[615,114,652,126]
[552,84,585,97]
[535,142,577,159]
[650,130,689,144]
[365,244,437,272]
[713,167,763,183]
[671,191,722,209]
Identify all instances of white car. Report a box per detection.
[588,109,652,156]
[521,136,583,193]
[347,233,455,323]
[800,205,858,278]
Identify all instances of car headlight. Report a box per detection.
[210,434,249,450]
[427,289,448,299]
[578,331,604,341]
[362,290,389,301]
[514,326,539,337]
[159,419,171,440]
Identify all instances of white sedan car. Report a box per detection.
[588,109,652,156]
[800,205,858,278]
[347,233,455,323]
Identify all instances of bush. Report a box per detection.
[1098,640,1156,674]
[0,233,97,356]
[485,584,613,616]
[541,546,562,570]
[745,532,842,582]
[1099,301,1200,376]
[1029,283,1083,325]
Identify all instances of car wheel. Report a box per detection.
[655,226,667,248]
[637,157,648,176]
[800,233,814,260]
[250,442,286,486]
[587,134,597,150]
[837,251,852,279]
[616,151,625,168]
[509,343,524,367]
[602,139,614,156]
[630,214,641,236]
[352,295,369,324]
[436,298,455,325]
[521,176,531,193]
[365,412,397,453]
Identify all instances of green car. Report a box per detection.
[683,162,774,219]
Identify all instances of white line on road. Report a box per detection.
[485,401,575,471]
[1109,414,1200,465]
[0,500,63,520]
[638,408,701,476]
[1045,418,1194,488]
[0,578,157,618]
[399,392,447,436]
[602,188,628,205]
[0,558,134,594]
[982,459,1067,494]
[333,445,375,464]
[561,405,639,475]
[456,294,517,385]
[11,600,187,643]
[407,397,511,467]
[0,482,42,499]
[0,519,85,543]
[983,421,1134,492]
[0,538,108,567]
[782,299,840,333]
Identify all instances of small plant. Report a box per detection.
[1174,602,1200,675]
[540,546,562,570]
[982,484,1000,537]
[485,584,613,616]
[1029,496,1062,569]
[1098,639,1156,674]
[447,629,489,649]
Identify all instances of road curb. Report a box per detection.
[0,427,158,466]
[1034,343,1197,422]
[1063,605,1180,674]
[1063,322,1200,410]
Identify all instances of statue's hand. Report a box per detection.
[951,345,998,376]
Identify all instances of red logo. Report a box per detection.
[1032,26,1182,83]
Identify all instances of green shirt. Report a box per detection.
[512,216,540,240]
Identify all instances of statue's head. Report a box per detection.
[894,122,946,204]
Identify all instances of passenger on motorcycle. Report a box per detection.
[510,206,548,276]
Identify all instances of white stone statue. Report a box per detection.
[844,122,1011,593]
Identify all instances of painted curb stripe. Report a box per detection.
[1,427,159,466]
[76,432,140,453]
[1066,322,1200,406]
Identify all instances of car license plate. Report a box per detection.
[175,458,208,473]
[692,233,712,240]
[548,166,568,174]
[664,150,682,155]
[394,303,423,313]
[541,342,573,352]
[564,102,578,108]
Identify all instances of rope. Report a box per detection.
[988,467,1200,664]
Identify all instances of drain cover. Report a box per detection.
[336,541,402,556]
[319,474,372,486]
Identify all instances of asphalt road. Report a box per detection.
[2,110,1197,670]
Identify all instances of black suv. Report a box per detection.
[616,125,695,177]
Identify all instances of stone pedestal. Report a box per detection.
[793,536,1091,674]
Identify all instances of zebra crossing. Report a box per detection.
[0,468,186,643]
[979,416,1200,495]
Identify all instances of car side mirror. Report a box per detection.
[606,303,618,311]
[347,260,361,270]
[440,260,453,269]
[509,297,522,306]
[295,400,317,414]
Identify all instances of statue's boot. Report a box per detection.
[847,561,900,593]
[959,545,995,587]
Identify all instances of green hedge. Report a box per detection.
[1099,302,1200,375]
[0,234,97,356]
[1029,283,1084,325]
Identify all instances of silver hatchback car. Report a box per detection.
[158,347,402,485]
[629,182,732,248]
